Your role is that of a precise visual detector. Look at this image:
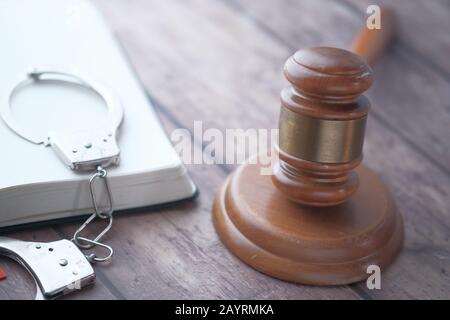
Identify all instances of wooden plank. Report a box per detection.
[343,0,450,77]
[0,227,116,299]
[91,0,450,299]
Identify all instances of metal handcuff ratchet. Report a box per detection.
[0,69,124,299]
[0,237,95,300]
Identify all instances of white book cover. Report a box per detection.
[0,0,196,227]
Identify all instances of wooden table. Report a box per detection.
[1,0,449,300]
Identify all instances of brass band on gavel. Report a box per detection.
[278,107,367,164]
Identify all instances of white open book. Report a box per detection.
[0,0,196,227]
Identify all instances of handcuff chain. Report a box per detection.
[72,165,114,263]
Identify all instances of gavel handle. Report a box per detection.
[351,6,395,66]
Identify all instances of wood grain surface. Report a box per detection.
[1,0,449,299]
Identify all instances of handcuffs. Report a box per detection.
[0,70,124,299]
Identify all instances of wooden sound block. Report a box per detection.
[213,155,403,285]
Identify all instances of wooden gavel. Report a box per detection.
[273,7,394,207]
[213,7,402,285]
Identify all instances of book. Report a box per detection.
[0,0,196,227]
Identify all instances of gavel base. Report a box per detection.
[213,156,403,285]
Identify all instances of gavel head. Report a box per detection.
[272,47,373,207]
